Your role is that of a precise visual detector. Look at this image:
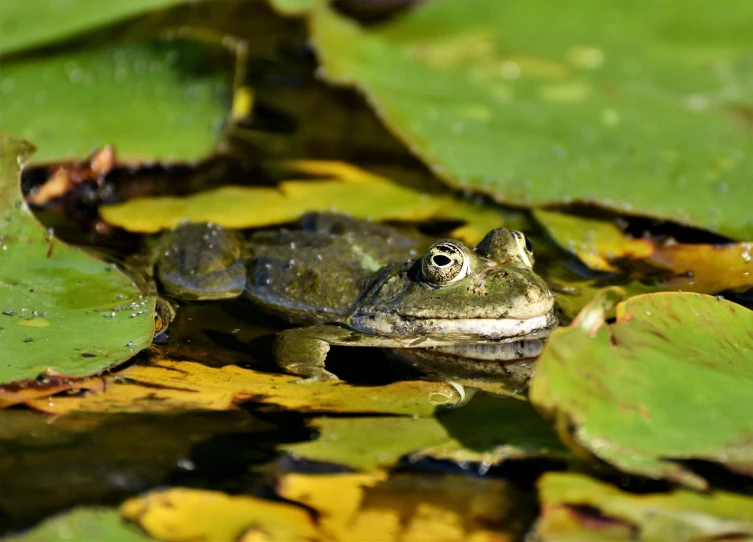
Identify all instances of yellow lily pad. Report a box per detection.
[536,210,753,293]
[121,472,514,542]
[26,356,462,416]
[277,471,517,541]
[534,210,654,272]
[120,487,319,542]
[99,160,510,244]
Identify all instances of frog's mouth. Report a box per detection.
[350,311,558,345]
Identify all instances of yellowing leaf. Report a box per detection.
[535,210,753,293]
[26,356,460,416]
[278,472,515,542]
[120,488,318,542]
[534,210,654,272]
[100,160,509,243]
[121,473,516,542]
[646,243,753,293]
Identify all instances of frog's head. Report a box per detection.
[349,228,557,341]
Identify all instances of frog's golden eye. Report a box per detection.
[511,231,535,268]
[422,242,470,284]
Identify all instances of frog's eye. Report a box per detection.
[511,231,535,268]
[421,242,470,285]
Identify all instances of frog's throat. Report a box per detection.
[349,312,557,341]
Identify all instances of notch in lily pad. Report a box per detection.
[0,136,156,386]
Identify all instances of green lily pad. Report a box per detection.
[283,416,450,470]
[268,0,317,16]
[0,41,231,163]
[310,0,753,238]
[536,472,753,541]
[284,393,568,470]
[0,0,187,56]
[0,137,155,384]
[529,288,753,490]
[5,507,151,542]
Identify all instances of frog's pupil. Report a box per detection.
[433,255,452,267]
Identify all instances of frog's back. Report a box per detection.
[244,214,424,325]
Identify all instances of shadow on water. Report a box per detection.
[0,405,311,535]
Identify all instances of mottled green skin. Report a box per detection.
[153,214,558,383]
[155,222,246,301]
[350,251,552,328]
[244,214,426,324]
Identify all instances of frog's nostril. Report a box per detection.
[486,268,509,279]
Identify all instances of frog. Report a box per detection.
[152,214,558,384]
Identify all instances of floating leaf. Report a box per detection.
[535,473,753,541]
[284,417,449,470]
[529,289,753,490]
[536,210,753,293]
[0,0,187,56]
[645,243,753,292]
[0,42,231,163]
[310,0,753,238]
[277,471,518,542]
[534,210,654,272]
[120,487,319,542]
[0,137,154,384]
[267,0,317,16]
[540,254,660,321]
[26,356,463,416]
[5,507,150,542]
[123,475,503,542]
[100,160,510,242]
[284,394,567,470]
[432,392,568,459]
[551,278,661,322]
